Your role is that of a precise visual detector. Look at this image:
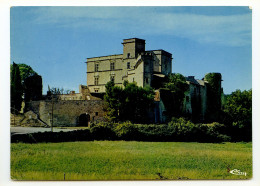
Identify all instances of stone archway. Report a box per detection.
[78,113,90,127]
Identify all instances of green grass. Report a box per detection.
[11,141,252,180]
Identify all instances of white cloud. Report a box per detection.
[31,7,251,47]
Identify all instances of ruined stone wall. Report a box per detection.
[58,93,83,100]
[27,100,107,127]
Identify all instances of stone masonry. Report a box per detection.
[27,100,106,127]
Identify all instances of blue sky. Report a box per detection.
[10,6,252,94]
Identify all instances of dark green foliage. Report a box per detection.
[104,81,124,122]
[204,73,222,121]
[16,63,38,84]
[11,63,42,104]
[120,82,154,123]
[11,119,231,143]
[113,121,139,140]
[11,129,93,143]
[11,62,23,113]
[104,81,154,123]
[222,89,252,141]
[164,73,188,91]
[90,122,117,140]
[24,74,42,101]
[135,118,230,142]
[161,73,189,119]
[47,86,71,95]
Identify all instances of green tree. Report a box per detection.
[11,63,38,88]
[120,82,154,123]
[24,74,42,101]
[223,89,252,141]
[204,73,222,121]
[17,63,38,84]
[104,81,123,122]
[10,63,42,102]
[161,73,189,119]
[11,62,23,113]
[104,81,154,123]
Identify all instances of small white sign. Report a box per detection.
[230,169,247,176]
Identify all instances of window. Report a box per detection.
[95,112,98,116]
[127,53,130,58]
[95,63,99,72]
[127,62,130,69]
[145,77,149,84]
[94,77,99,85]
[94,88,99,93]
[110,75,115,83]
[110,62,115,70]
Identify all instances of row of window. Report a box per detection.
[94,62,131,72]
[94,76,115,86]
[95,62,114,72]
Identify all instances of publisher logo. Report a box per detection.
[229,169,247,176]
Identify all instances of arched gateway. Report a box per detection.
[78,113,90,127]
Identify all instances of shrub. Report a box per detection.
[90,122,117,140]
[11,129,93,143]
[113,121,138,140]
[11,118,233,143]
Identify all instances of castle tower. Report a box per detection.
[122,38,145,59]
[86,38,172,93]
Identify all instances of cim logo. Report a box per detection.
[229,169,247,176]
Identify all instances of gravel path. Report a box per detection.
[10,127,76,135]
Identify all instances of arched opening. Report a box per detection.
[78,113,90,127]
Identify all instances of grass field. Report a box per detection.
[11,141,252,180]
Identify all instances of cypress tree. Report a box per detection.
[11,62,23,113]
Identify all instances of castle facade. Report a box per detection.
[20,38,222,127]
[86,38,172,93]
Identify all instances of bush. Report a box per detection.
[113,121,138,140]
[11,118,233,143]
[90,122,117,140]
[11,129,93,143]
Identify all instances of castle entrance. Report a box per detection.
[78,113,90,127]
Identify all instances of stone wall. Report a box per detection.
[27,100,107,127]
[56,85,101,101]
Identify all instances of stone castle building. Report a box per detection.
[86,38,222,123]
[86,38,172,93]
[19,38,222,127]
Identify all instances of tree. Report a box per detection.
[104,81,123,122]
[120,82,154,123]
[11,62,23,113]
[223,89,252,141]
[10,63,42,102]
[24,74,42,101]
[17,63,38,84]
[104,81,154,123]
[161,73,189,119]
[47,85,71,96]
[204,73,222,121]
[11,63,38,88]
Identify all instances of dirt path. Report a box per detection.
[10,127,76,135]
